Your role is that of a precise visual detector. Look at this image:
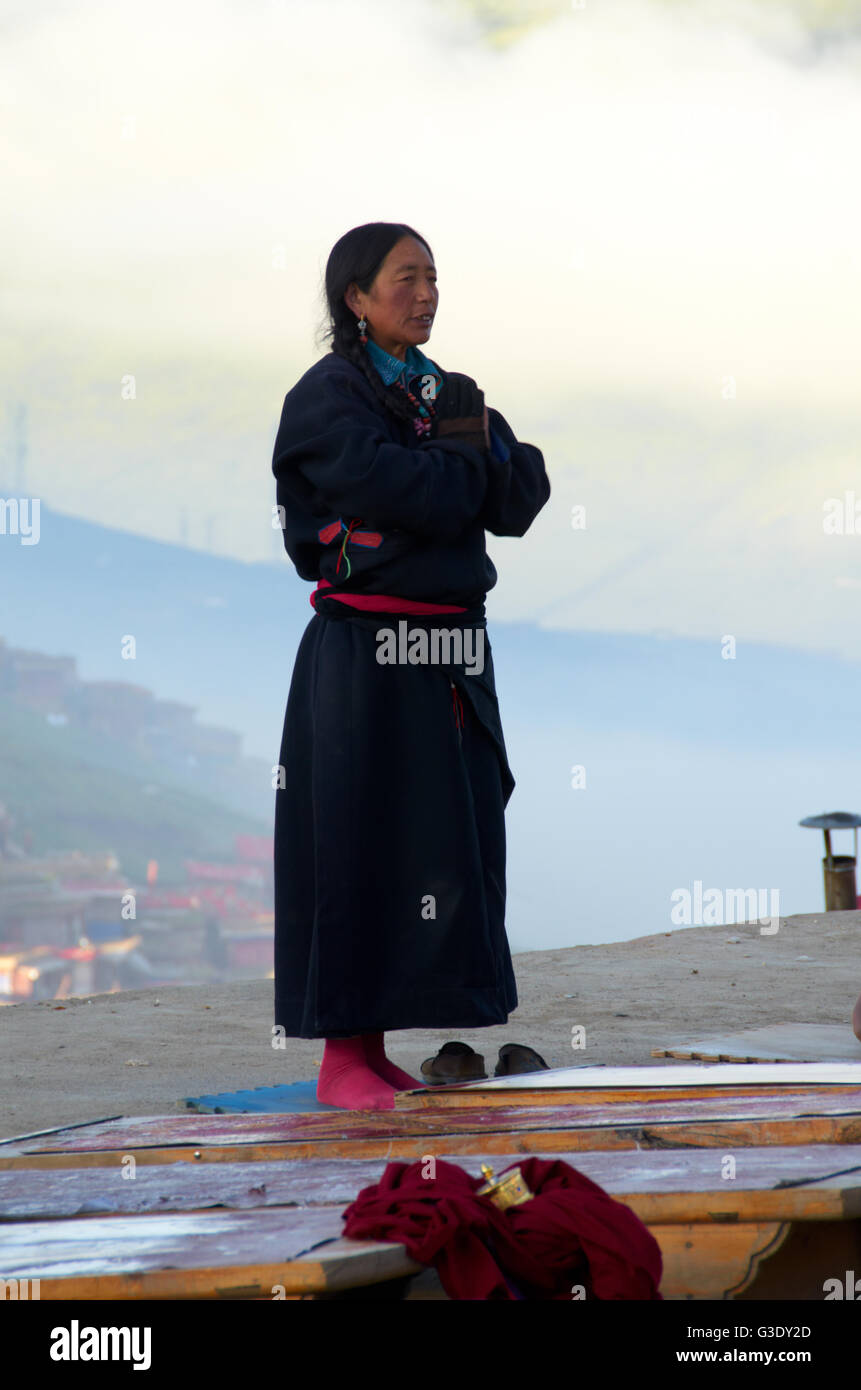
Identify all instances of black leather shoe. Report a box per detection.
[420,1041,487,1084]
[494,1043,550,1076]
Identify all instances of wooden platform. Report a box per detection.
[394,1062,861,1109]
[0,1205,420,1300]
[651,1024,861,1064]
[5,1064,861,1299]
[2,1146,861,1300]
[3,1089,861,1169]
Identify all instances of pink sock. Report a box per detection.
[316,1036,397,1110]
[363,1032,426,1091]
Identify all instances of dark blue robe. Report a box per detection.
[271,351,550,1037]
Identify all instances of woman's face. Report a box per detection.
[347,235,438,361]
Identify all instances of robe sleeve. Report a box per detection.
[272,367,491,543]
[481,405,551,537]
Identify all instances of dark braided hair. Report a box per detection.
[315,222,436,430]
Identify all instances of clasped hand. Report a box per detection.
[431,372,490,452]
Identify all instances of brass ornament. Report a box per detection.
[476,1163,533,1210]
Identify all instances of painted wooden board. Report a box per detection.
[651,1023,861,1064]
[3,1145,861,1225]
[395,1062,861,1109]
[0,1206,423,1298]
[0,1213,801,1301]
[2,1092,861,1170]
[3,1146,861,1299]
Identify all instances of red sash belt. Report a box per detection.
[311,577,468,614]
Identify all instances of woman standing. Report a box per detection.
[271,222,550,1110]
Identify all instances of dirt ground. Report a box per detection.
[1,909,860,1140]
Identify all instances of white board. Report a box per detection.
[651,1024,861,1064]
[438,1062,861,1090]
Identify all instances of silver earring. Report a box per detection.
[357,314,367,344]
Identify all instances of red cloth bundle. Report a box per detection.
[341,1156,663,1300]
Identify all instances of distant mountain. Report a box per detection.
[5,503,861,762]
[0,692,268,884]
[4,504,861,945]
[2,503,306,764]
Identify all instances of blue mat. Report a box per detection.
[184,1081,343,1114]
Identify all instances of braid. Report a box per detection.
[332,330,422,429]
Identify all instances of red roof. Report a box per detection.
[235,835,273,864]
[185,861,263,883]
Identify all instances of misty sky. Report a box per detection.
[3,0,861,657]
